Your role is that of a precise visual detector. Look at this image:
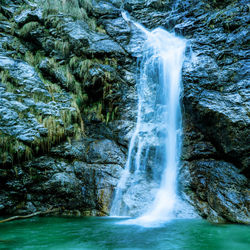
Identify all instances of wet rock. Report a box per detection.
[101,15,149,57]
[92,0,120,17]
[109,120,136,146]
[14,9,43,27]
[63,20,125,56]
[146,0,164,9]
[63,20,90,55]
[0,96,44,143]
[0,55,50,96]
[180,160,250,224]
[0,34,28,54]
[122,176,158,216]
[39,59,71,90]
[101,17,131,47]
[85,139,126,165]
[73,161,122,213]
[50,139,87,161]
[104,0,123,8]
[183,87,250,172]
[44,172,80,196]
[0,2,19,18]
[0,21,11,33]
[87,35,125,55]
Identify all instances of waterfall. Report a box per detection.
[110,13,187,226]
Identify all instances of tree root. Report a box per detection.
[0,207,60,223]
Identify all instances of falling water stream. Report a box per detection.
[110,12,187,226]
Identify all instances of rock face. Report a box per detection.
[0,0,249,224]
[0,0,130,216]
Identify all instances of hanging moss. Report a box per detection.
[41,0,94,24]
[19,21,40,38]
[54,40,70,57]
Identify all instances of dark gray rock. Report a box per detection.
[0,34,28,54]
[85,139,126,165]
[87,35,125,55]
[14,8,43,27]
[0,3,19,18]
[183,62,250,172]
[63,20,125,56]
[50,139,87,161]
[74,161,122,212]
[101,17,131,48]
[0,55,50,96]
[0,21,11,33]
[39,59,70,90]
[63,20,90,55]
[180,160,250,224]
[146,0,164,9]
[92,0,120,17]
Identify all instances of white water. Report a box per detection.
[110,13,187,226]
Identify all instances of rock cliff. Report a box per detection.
[0,0,249,223]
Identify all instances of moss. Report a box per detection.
[24,51,44,67]
[41,0,97,31]
[54,40,70,57]
[79,59,93,79]
[41,0,92,20]
[96,26,106,34]
[3,37,25,57]
[83,101,105,122]
[66,67,75,86]
[78,0,93,12]
[73,92,88,111]
[32,114,67,152]
[14,4,33,16]
[0,70,19,93]
[88,18,96,31]
[0,13,7,21]
[71,100,85,136]
[25,146,33,161]
[69,56,80,69]
[19,21,40,38]
[0,70,11,84]
[0,133,27,164]
[47,57,57,69]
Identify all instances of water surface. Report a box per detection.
[0,217,249,249]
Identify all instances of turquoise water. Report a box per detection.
[0,217,249,249]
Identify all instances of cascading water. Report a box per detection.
[110,13,187,225]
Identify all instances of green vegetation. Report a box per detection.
[0,70,17,93]
[41,0,93,21]
[19,21,40,38]
[79,59,93,79]
[0,0,120,167]
[41,0,98,31]
[0,13,7,21]
[24,51,44,68]
[2,37,24,57]
[0,133,32,164]
[54,40,70,57]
